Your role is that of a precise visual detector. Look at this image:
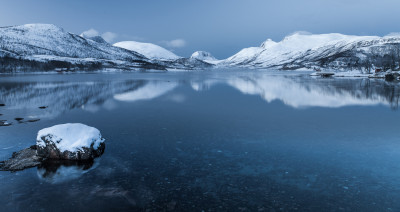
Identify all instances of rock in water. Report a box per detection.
[0,145,42,171]
[36,123,105,160]
[0,120,12,126]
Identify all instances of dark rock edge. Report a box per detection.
[0,144,105,172]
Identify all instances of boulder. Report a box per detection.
[36,123,105,160]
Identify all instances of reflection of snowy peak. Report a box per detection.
[1,73,399,122]
[114,81,178,102]
[190,74,398,108]
[0,80,147,118]
[226,76,386,108]
[113,41,181,61]
[222,32,400,70]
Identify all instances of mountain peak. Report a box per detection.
[190,51,217,61]
[260,39,277,48]
[80,34,108,44]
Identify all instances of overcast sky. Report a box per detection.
[1,0,400,58]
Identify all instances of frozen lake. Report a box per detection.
[1,70,400,211]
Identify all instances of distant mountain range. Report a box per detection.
[0,24,211,72]
[221,32,400,71]
[1,24,400,72]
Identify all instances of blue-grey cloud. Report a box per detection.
[80,28,99,37]
[101,32,117,43]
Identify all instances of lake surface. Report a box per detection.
[1,70,400,211]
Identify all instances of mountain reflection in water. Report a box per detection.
[0,72,399,121]
[1,71,400,211]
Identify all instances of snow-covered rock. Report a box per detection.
[222,32,400,70]
[113,41,181,61]
[190,51,217,61]
[36,123,105,160]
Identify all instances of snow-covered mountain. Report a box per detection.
[0,24,169,71]
[0,23,215,72]
[2,23,400,72]
[113,41,181,61]
[113,41,214,69]
[190,51,217,61]
[221,32,400,71]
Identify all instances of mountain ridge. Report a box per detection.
[220,32,400,71]
[1,24,400,72]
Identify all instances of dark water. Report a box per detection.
[1,70,400,211]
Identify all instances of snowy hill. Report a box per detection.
[190,51,217,61]
[113,41,181,61]
[0,24,148,60]
[113,41,214,69]
[221,32,400,71]
[0,24,164,72]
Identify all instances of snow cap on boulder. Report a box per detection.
[36,123,105,160]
